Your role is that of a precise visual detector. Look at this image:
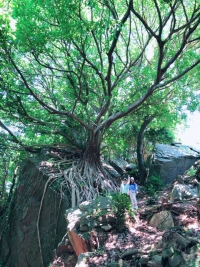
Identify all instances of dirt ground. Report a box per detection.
[86,191,200,267]
[51,186,200,267]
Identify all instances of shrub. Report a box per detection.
[145,175,163,199]
[109,192,131,232]
[186,167,196,176]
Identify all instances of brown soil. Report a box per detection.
[51,188,200,267]
[86,192,200,267]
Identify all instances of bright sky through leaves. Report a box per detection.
[177,111,200,149]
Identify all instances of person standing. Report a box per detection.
[127,177,138,210]
[120,177,129,195]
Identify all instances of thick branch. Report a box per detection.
[0,121,39,152]
[95,85,155,133]
[157,59,200,90]
[72,41,107,96]
[0,120,22,145]
[96,54,200,133]
[162,16,200,74]
[106,0,133,96]
[153,0,162,38]
[131,3,158,39]
[7,51,93,131]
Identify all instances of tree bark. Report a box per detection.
[83,131,102,165]
[137,117,153,185]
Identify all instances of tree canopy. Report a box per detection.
[0,0,199,195]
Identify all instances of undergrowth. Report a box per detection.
[145,175,164,204]
[109,192,133,232]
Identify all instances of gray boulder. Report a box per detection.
[149,210,174,230]
[65,196,116,256]
[103,161,121,178]
[162,229,200,267]
[170,184,199,202]
[149,144,200,185]
[147,255,162,267]
[108,158,128,175]
[108,261,128,267]
[0,157,69,267]
[125,163,136,172]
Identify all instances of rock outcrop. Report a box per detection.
[162,228,200,267]
[170,184,199,202]
[50,196,117,267]
[103,161,121,179]
[0,153,132,267]
[51,185,200,267]
[2,150,200,267]
[108,158,129,175]
[65,196,114,256]
[0,156,69,267]
[149,210,174,230]
[149,143,200,185]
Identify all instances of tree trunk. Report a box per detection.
[137,117,153,185]
[62,131,117,206]
[83,131,102,166]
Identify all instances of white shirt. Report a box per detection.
[120,183,129,194]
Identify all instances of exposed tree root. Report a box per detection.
[41,155,118,206]
[36,155,118,266]
[62,158,118,206]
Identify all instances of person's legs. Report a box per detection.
[129,192,134,209]
[130,192,137,210]
[132,193,138,209]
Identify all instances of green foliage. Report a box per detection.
[188,249,200,267]
[148,249,158,257]
[109,192,132,232]
[0,0,199,191]
[145,175,164,198]
[146,128,174,145]
[186,167,196,177]
[0,148,24,201]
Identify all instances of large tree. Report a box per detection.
[0,0,200,200]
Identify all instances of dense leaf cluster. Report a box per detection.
[0,0,199,192]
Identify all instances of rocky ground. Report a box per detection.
[51,182,200,267]
[85,191,200,267]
